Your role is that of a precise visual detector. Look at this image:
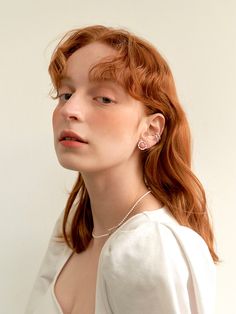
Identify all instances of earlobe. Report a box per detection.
[137,133,161,151]
[138,139,148,151]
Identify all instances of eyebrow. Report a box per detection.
[59,76,121,91]
[59,75,74,88]
[60,65,128,94]
[60,76,74,85]
[58,77,127,100]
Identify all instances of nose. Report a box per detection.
[60,94,84,121]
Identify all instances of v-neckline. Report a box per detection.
[50,207,166,313]
[51,246,74,313]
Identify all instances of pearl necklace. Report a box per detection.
[92,190,151,239]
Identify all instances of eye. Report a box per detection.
[95,96,114,104]
[57,93,72,101]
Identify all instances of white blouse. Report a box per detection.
[25,207,216,314]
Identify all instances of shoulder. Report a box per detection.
[98,207,215,313]
[102,207,213,269]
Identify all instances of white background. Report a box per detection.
[0,0,235,313]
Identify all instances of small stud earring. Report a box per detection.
[138,140,148,150]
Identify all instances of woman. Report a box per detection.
[25,25,218,314]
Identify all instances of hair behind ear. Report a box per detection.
[143,101,219,263]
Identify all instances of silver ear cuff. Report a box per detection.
[155,134,161,142]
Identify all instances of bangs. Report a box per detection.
[49,39,146,101]
[88,54,132,91]
[88,52,148,103]
[49,29,167,105]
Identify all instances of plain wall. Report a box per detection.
[0,0,235,312]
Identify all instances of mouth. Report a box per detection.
[60,136,86,143]
[59,130,88,144]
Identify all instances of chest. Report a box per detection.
[54,247,102,314]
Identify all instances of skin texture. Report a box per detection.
[52,41,165,238]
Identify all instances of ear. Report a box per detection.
[140,113,165,149]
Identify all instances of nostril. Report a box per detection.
[66,115,78,120]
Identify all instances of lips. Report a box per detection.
[59,130,88,143]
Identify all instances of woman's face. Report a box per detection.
[52,41,147,174]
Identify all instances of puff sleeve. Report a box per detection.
[97,218,216,314]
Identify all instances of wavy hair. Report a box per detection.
[48,25,219,263]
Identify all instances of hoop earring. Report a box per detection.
[138,140,148,150]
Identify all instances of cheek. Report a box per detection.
[52,108,59,131]
[94,113,124,135]
[91,110,140,143]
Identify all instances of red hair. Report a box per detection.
[48,25,219,263]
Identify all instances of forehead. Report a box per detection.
[63,42,117,83]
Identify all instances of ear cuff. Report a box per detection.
[155,134,161,142]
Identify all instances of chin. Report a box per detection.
[60,164,80,171]
[57,157,96,173]
[57,158,81,171]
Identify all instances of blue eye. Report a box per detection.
[96,96,114,104]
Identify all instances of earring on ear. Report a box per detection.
[138,139,148,151]
[138,133,161,151]
[155,134,161,143]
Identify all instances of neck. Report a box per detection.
[81,163,153,240]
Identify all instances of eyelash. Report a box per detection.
[57,93,115,105]
[57,93,72,101]
[95,96,114,104]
